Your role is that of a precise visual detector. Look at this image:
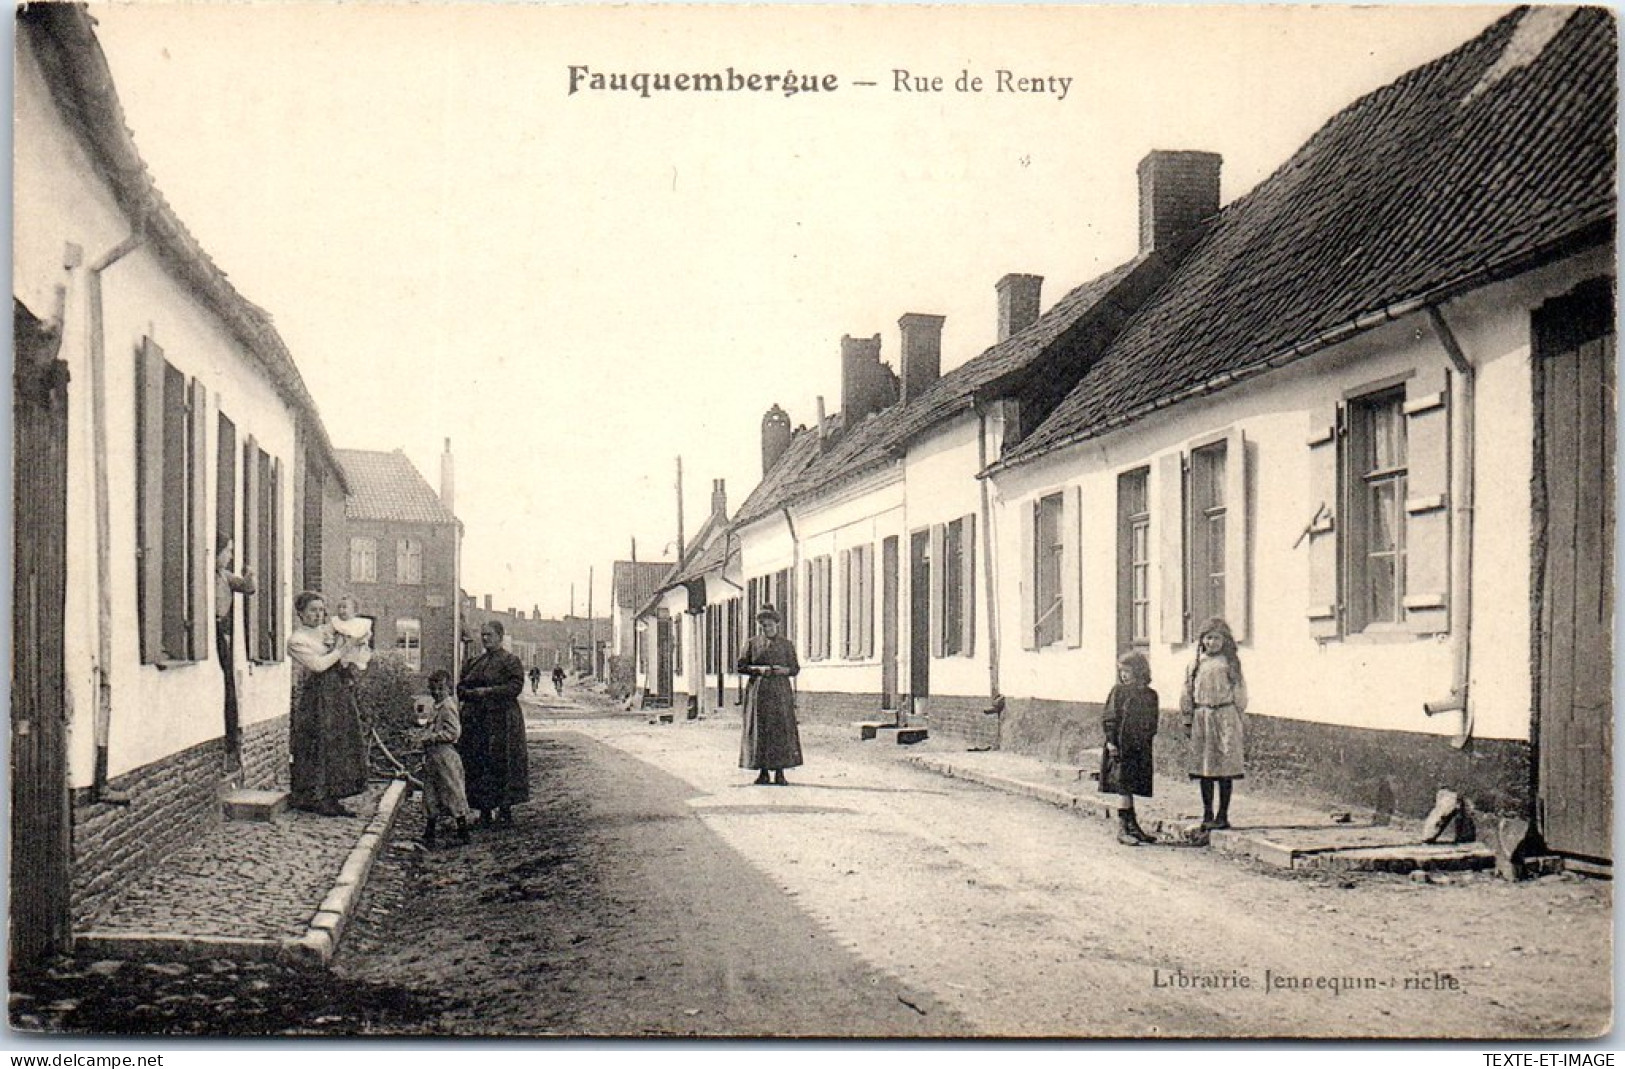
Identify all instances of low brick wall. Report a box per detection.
[998,696,1531,820]
[918,694,1001,750]
[795,691,889,727]
[794,690,1000,750]
[71,738,229,926]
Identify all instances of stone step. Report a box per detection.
[895,727,929,745]
[855,721,898,740]
[222,789,288,823]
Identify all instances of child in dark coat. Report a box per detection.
[1100,650,1159,845]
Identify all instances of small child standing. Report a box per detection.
[1100,650,1159,846]
[1181,617,1248,830]
[329,595,373,685]
[418,670,471,846]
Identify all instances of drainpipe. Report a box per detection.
[973,401,1004,732]
[86,226,146,803]
[1422,305,1475,749]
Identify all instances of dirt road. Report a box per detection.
[542,713,1609,1039]
[14,692,1608,1038]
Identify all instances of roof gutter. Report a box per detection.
[982,221,1613,478]
[1421,306,1476,749]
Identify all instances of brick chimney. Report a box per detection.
[840,334,898,426]
[483,594,492,611]
[439,437,455,514]
[761,404,792,475]
[1138,150,1222,254]
[996,274,1043,341]
[710,478,727,519]
[898,313,946,405]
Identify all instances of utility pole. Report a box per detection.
[676,455,685,562]
[587,565,595,679]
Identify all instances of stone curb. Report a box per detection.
[75,778,409,969]
[901,754,1491,871]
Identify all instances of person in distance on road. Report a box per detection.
[737,605,803,786]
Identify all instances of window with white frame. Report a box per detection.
[1034,494,1064,648]
[350,537,377,584]
[135,338,210,664]
[396,537,423,585]
[394,617,422,671]
[1189,441,1227,630]
[1349,388,1408,630]
[1117,469,1151,649]
[1305,370,1450,640]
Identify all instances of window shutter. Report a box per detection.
[189,380,210,661]
[1306,402,1342,640]
[1061,488,1082,648]
[929,525,946,658]
[803,561,813,657]
[961,516,976,657]
[1224,428,1250,643]
[136,340,166,664]
[1403,368,1451,634]
[1157,452,1185,645]
[243,437,262,662]
[270,455,284,656]
[1020,502,1037,650]
[840,550,852,658]
[859,547,874,659]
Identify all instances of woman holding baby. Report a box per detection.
[286,591,368,816]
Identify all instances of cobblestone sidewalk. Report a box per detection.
[83,783,392,945]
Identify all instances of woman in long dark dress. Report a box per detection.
[286,591,367,816]
[457,619,530,824]
[737,605,802,786]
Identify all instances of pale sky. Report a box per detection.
[85,2,1510,618]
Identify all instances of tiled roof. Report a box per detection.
[785,257,1156,500]
[612,560,674,610]
[1005,7,1616,465]
[729,255,1165,525]
[335,449,458,525]
[732,420,836,527]
[22,5,348,489]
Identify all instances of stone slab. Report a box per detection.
[221,789,288,823]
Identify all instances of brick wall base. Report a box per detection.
[70,713,293,927]
[998,696,1531,820]
[915,694,1001,750]
[71,738,230,926]
[794,691,1001,749]
[795,691,890,727]
[241,713,290,791]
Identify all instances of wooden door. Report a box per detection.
[12,300,73,967]
[656,617,674,702]
[1534,279,1614,863]
[909,529,931,708]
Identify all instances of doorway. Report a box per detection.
[1533,278,1613,865]
[908,529,931,716]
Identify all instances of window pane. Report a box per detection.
[1371,400,1407,470]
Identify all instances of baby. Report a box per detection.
[329,595,373,681]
